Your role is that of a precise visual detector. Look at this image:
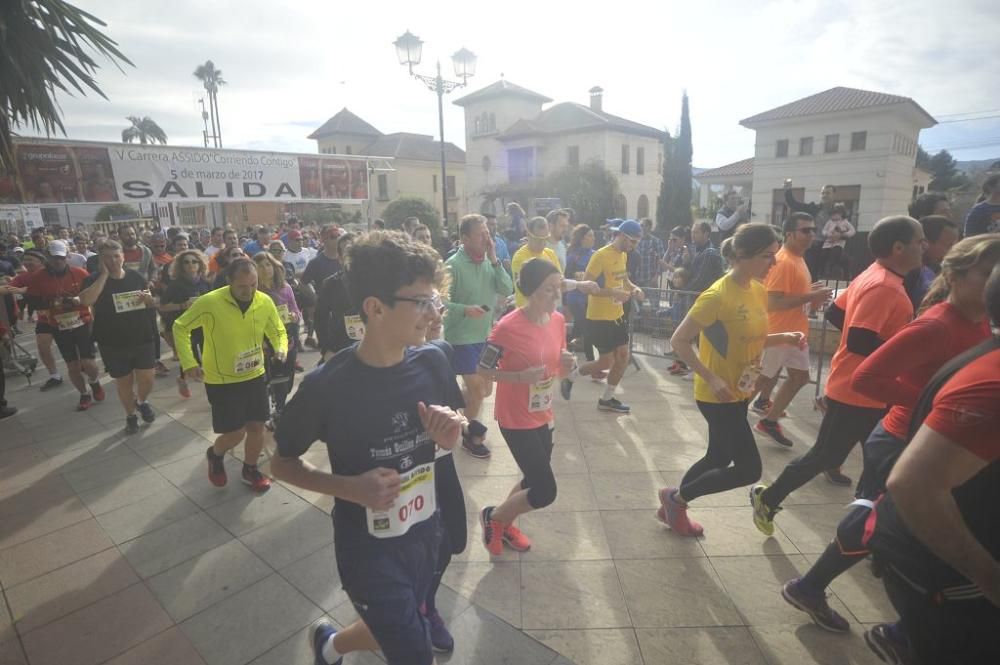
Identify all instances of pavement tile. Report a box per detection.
[443,560,521,628]
[94,486,200,544]
[77,468,174,516]
[517,510,612,561]
[749,624,883,665]
[443,605,557,665]
[600,509,705,559]
[103,626,207,665]
[0,476,92,550]
[520,560,630,630]
[617,558,741,628]
[526,627,642,665]
[634,626,766,665]
[0,518,114,588]
[118,511,232,578]
[238,504,333,569]
[206,483,308,537]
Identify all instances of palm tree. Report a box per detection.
[121,116,167,145]
[193,60,226,147]
[0,0,131,171]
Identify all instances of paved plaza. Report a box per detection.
[0,342,890,665]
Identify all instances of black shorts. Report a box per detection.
[204,375,269,433]
[35,321,56,336]
[98,342,156,379]
[53,324,96,362]
[585,317,630,354]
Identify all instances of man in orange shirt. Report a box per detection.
[753,213,832,446]
[751,215,926,535]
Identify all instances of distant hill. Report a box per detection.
[956,158,1000,175]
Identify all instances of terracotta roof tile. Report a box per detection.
[739,87,936,127]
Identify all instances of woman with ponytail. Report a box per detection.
[777,233,1000,633]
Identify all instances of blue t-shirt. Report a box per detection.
[963,201,1000,237]
[275,343,464,547]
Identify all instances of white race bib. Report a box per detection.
[344,314,365,341]
[366,463,435,538]
[54,310,84,331]
[277,304,295,324]
[124,261,141,273]
[113,290,146,313]
[528,376,554,412]
[234,346,263,375]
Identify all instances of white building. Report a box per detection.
[454,81,666,221]
[308,109,466,225]
[696,87,937,231]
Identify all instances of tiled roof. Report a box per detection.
[497,102,665,141]
[739,87,936,127]
[693,158,754,179]
[453,80,552,107]
[362,132,465,163]
[308,108,383,139]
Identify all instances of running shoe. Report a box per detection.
[750,397,772,416]
[502,523,532,552]
[90,381,105,402]
[656,487,703,537]
[0,406,18,420]
[462,434,491,459]
[597,397,630,413]
[781,578,850,633]
[177,377,191,399]
[154,360,170,377]
[136,401,156,424]
[668,361,689,376]
[480,506,503,556]
[125,414,140,435]
[750,484,781,536]
[76,394,92,411]
[206,447,227,487]
[427,609,454,653]
[823,468,853,486]
[241,464,271,493]
[310,619,341,665]
[560,378,573,400]
[39,377,63,392]
[755,420,794,447]
[864,623,912,665]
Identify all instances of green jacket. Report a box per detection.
[173,286,287,385]
[443,247,513,345]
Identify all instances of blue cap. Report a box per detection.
[613,219,642,239]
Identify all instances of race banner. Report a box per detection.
[0,139,376,205]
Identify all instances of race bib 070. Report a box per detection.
[366,463,435,538]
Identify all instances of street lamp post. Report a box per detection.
[394,31,476,232]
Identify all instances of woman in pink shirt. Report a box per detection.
[477,258,577,556]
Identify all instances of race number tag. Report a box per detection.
[366,463,435,538]
[54,310,84,331]
[234,346,263,375]
[529,376,554,412]
[344,314,365,341]
[276,304,295,324]
[113,290,146,313]
[737,364,761,395]
[124,261,141,273]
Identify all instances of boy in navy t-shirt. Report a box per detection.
[273,231,464,665]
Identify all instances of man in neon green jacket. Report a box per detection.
[173,258,287,493]
[444,213,513,459]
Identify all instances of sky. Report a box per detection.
[23,0,1000,168]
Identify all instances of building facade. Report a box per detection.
[697,87,936,231]
[454,81,665,221]
[308,109,466,225]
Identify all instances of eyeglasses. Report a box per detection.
[269,248,285,253]
[181,259,200,265]
[393,294,444,315]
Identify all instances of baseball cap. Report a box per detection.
[12,246,24,254]
[613,219,642,239]
[48,240,69,257]
[287,229,303,239]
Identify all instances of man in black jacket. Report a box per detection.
[785,180,838,278]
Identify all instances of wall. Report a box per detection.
[371,157,466,224]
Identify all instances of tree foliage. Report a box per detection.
[545,160,622,227]
[926,149,970,192]
[122,116,167,145]
[658,92,694,233]
[94,203,138,221]
[382,196,441,235]
[1,0,131,171]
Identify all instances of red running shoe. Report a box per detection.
[90,382,105,402]
[76,394,92,411]
[241,464,271,493]
[480,507,504,556]
[656,487,703,537]
[502,523,532,552]
[206,447,227,487]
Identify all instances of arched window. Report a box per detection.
[474,117,480,135]
[637,194,649,219]
[615,193,627,218]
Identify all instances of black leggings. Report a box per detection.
[268,322,299,410]
[500,424,557,509]
[427,453,467,613]
[679,400,761,502]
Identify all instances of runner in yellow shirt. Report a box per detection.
[510,216,561,308]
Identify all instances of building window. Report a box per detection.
[377,174,388,200]
[241,204,249,222]
[615,193,627,218]
[637,194,649,218]
[657,152,662,174]
[799,137,813,156]
[330,145,336,154]
[775,139,789,158]
[346,146,353,155]
[567,146,579,167]
[474,117,481,135]
[432,174,437,193]
[621,145,629,174]
[637,147,645,175]
[446,175,456,198]
[851,131,867,151]
[508,147,534,183]
[824,134,839,153]
[482,156,492,172]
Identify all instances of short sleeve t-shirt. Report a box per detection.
[12,266,92,327]
[487,309,566,430]
[825,262,914,408]
[764,246,811,337]
[83,269,156,347]
[274,344,464,547]
[585,244,629,321]
[962,201,1000,237]
[688,274,769,403]
[511,245,561,308]
[923,346,1000,461]
[284,247,317,276]
[302,252,341,287]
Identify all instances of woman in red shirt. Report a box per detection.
[476,258,576,556]
[778,233,1000,634]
